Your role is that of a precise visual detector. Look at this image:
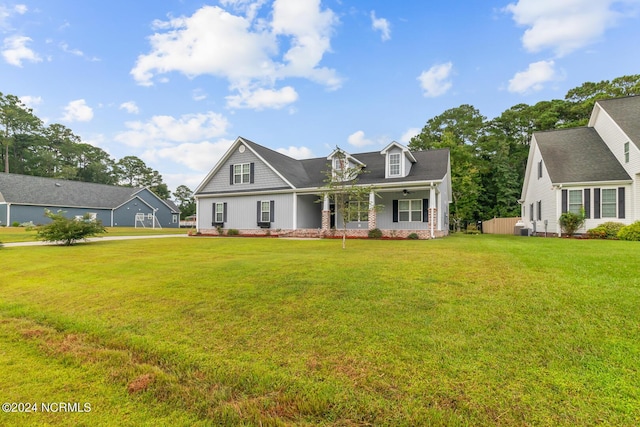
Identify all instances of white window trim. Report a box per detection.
[348,201,369,222]
[389,153,401,177]
[601,188,617,218]
[568,189,582,215]
[234,163,251,184]
[260,201,270,223]
[624,141,630,163]
[215,202,225,223]
[398,199,422,222]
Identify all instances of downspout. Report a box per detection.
[195,196,200,233]
[429,185,436,238]
[6,203,10,226]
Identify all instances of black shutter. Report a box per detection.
[250,162,255,184]
[594,188,601,219]
[584,189,591,219]
[561,189,568,213]
[223,202,227,222]
[392,200,398,222]
[257,201,261,222]
[212,203,216,226]
[270,200,275,222]
[230,165,234,185]
[618,187,625,219]
[530,203,534,221]
[537,200,542,220]
[422,199,429,222]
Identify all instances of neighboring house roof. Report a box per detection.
[596,95,640,150]
[240,137,449,189]
[534,127,631,184]
[0,173,178,212]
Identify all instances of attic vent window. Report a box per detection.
[239,144,246,153]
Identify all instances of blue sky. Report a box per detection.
[2,0,639,193]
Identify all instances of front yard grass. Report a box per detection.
[1,234,639,425]
[0,226,186,243]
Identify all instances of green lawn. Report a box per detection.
[0,226,187,243]
[1,235,639,426]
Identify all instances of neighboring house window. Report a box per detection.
[624,141,630,163]
[530,203,534,221]
[568,190,582,214]
[215,202,225,223]
[537,200,542,221]
[389,153,401,176]
[234,163,251,184]
[398,199,422,222]
[172,214,178,224]
[538,160,543,179]
[601,189,617,218]
[348,201,369,222]
[147,213,153,220]
[260,201,271,222]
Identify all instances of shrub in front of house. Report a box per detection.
[587,222,625,239]
[558,210,586,237]
[407,232,419,240]
[226,229,240,236]
[368,228,382,239]
[617,221,640,241]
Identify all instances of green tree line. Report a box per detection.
[0,92,170,199]
[409,74,640,230]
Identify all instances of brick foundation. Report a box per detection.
[196,227,448,239]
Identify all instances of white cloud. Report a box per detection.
[131,1,341,110]
[19,95,43,111]
[505,0,636,56]
[152,139,235,172]
[115,112,230,149]
[61,99,94,122]
[276,145,314,159]
[192,89,207,101]
[400,128,421,144]
[347,130,375,148]
[508,60,557,93]
[226,86,298,110]
[119,101,140,114]
[417,62,453,97]
[370,11,391,41]
[2,35,41,66]
[1,4,27,28]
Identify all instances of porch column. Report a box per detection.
[321,194,331,231]
[368,190,377,230]
[429,186,437,238]
[292,192,298,230]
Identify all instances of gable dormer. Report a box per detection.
[380,141,416,178]
[327,148,365,181]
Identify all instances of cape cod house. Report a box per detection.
[194,137,452,239]
[0,173,180,228]
[520,96,640,235]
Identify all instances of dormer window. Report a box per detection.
[389,153,401,176]
[380,141,416,179]
[334,157,346,172]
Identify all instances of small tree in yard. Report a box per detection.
[558,208,586,237]
[36,209,106,246]
[323,149,379,249]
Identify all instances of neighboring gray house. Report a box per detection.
[520,95,640,235]
[194,137,452,238]
[0,173,180,228]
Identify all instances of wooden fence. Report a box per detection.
[482,217,521,235]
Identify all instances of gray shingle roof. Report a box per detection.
[241,137,449,188]
[596,95,640,150]
[535,127,631,184]
[0,173,142,208]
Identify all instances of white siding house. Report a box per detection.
[521,96,640,235]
